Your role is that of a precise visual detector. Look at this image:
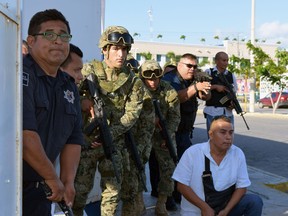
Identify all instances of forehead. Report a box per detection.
[211,119,233,130]
[39,20,68,33]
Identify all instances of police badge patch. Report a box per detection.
[64,90,75,104]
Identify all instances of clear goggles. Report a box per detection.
[107,32,133,45]
[141,69,163,79]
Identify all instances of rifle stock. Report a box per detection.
[152,99,178,164]
[83,73,121,183]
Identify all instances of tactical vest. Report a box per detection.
[205,69,233,107]
[87,60,138,122]
[175,71,198,132]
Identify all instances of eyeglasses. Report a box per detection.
[107,32,134,45]
[180,62,198,69]
[33,32,72,42]
[141,69,163,79]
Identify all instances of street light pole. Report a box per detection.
[249,0,256,112]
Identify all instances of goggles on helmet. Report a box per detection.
[141,69,163,79]
[107,32,133,45]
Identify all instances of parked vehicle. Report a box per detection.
[258,92,288,108]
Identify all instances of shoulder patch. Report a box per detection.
[23,72,29,86]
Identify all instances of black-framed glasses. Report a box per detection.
[107,32,133,44]
[33,32,72,42]
[141,69,163,79]
[180,62,198,69]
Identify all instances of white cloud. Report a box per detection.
[257,21,288,47]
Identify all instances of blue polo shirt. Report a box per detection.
[23,54,84,181]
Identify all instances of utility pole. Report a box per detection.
[249,0,256,112]
[147,6,153,41]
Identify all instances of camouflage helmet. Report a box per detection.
[98,26,134,50]
[126,54,140,73]
[139,60,163,79]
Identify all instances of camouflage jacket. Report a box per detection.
[80,60,144,143]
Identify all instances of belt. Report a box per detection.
[23,181,41,189]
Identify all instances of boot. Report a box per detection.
[135,192,146,215]
[155,195,168,216]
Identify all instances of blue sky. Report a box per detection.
[105,0,288,48]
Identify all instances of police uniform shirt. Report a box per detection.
[23,54,84,181]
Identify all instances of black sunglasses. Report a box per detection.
[180,62,198,69]
[107,32,134,44]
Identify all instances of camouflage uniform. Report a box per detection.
[120,85,155,216]
[73,26,144,216]
[120,57,155,216]
[140,60,180,216]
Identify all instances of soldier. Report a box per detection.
[120,57,155,215]
[72,26,144,216]
[140,60,180,216]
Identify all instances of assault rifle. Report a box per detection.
[152,99,178,164]
[194,69,212,82]
[40,181,73,216]
[82,73,121,183]
[125,130,148,192]
[218,73,250,130]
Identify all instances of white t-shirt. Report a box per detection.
[172,141,251,216]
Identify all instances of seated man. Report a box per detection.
[172,115,263,216]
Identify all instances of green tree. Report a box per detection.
[200,38,206,43]
[246,42,288,113]
[133,32,141,38]
[157,34,163,39]
[228,55,251,105]
[180,35,186,42]
[139,52,152,60]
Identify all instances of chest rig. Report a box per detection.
[90,60,136,112]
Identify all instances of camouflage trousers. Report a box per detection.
[153,146,175,196]
[120,151,149,216]
[72,146,124,216]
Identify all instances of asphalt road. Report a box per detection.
[193,109,288,179]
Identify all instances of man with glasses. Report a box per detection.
[140,60,180,216]
[22,9,83,215]
[162,53,211,207]
[203,52,238,135]
[72,26,145,216]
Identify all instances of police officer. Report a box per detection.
[23,9,83,215]
[72,26,144,216]
[162,53,211,204]
[140,60,180,216]
[203,51,238,133]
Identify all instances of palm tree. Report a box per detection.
[180,35,186,42]
[133,32,141,38]
[200,38,206,43]
[157,34,163,39]
[213,35,219,40]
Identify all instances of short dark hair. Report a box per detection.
[61,43,83,68]
[181,53,197,61]
[211,115,231,124]
[28,9,71,35]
